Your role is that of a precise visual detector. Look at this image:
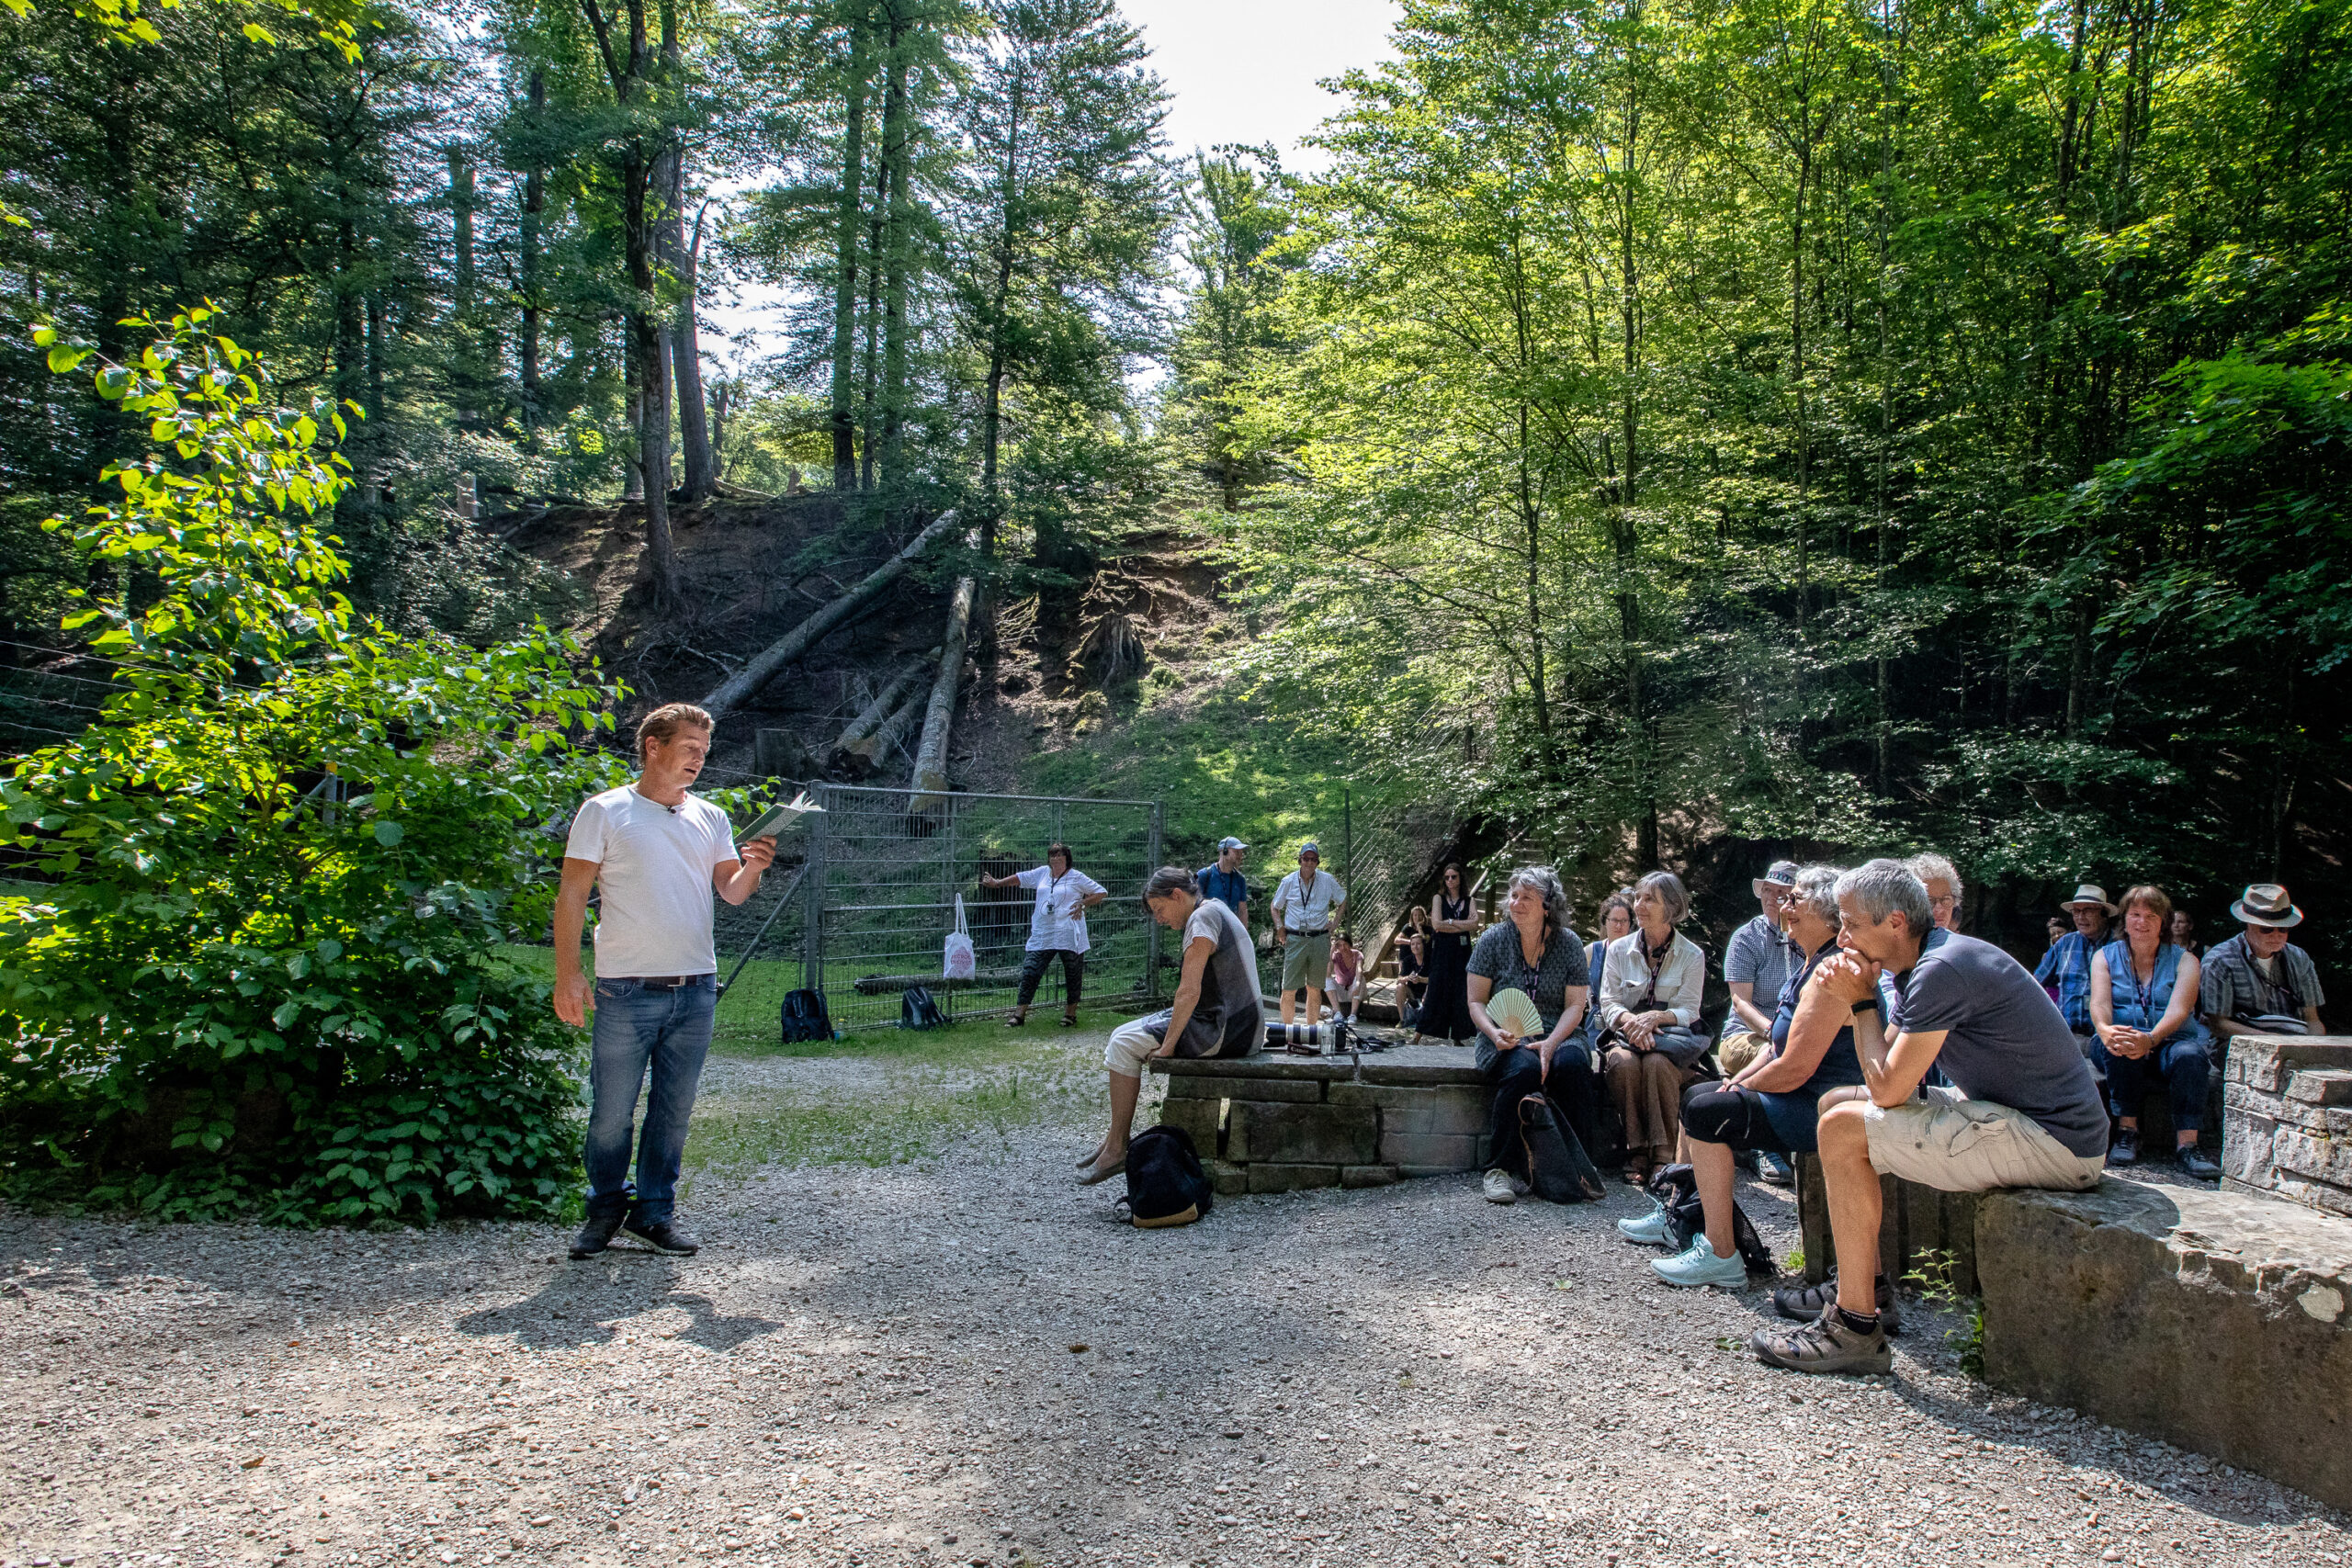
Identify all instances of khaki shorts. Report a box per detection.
[1863,1088,2105,1194]
[1281,931,1332,992]
[1718,1030,1768,1077]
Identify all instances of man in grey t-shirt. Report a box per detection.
[1079,867,1265,1186]
[1750,860,2106,1378]
[1720,860,1803,1073]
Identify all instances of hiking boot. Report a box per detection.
[1481,1168,1518,1204]
[2106,1128,2139,1168]
[569,1210,626,1261]
[622,1216,701,1256]
[2178,1145,2222,1180]
[1771,1272,1901,1337]
[1751,1311,1892,1376]
[1615,1201,1671,1246]
[1758,1152,1794,1187]
[1651,1235,1746,1291]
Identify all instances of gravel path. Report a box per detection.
[6,1029,2347,1568]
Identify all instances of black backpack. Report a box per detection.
[1117,1124,1215,1228]
[779,988,832,1043]
[1517,1095,1604,1202]
[899,985,946,1030]
[1647,1161,1772,1271]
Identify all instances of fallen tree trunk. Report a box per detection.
[842,691,926,776]
[831,651,935,765]
[696,509,960,723]
[909,527,981,813]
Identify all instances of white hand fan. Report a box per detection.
[1487,987,1544,1040]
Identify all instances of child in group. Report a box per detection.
[1325,931,1363,1026]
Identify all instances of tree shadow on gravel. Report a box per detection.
[452,1253,784,1356]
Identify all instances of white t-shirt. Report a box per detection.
[1018,864,1108,953]
[563,784,739,977]
[1271,869,1346,933]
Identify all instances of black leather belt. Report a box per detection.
[635,975,712,990]
[1290,928,1329,938]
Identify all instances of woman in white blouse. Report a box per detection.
[1598,870,1709,1183]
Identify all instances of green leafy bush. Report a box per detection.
[0,310,626,1224]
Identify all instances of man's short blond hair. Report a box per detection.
[636,702,714,757]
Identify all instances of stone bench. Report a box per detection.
[1979,1178,2352,1512]
[1792,1154,1983,1298]
[1149,1044,1490,1196]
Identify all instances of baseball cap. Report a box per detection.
[1218,836,1248,852]
[1299,840,1321,856]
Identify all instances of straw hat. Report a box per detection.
[2059,884,2117,915]
[2229,883,2303,930]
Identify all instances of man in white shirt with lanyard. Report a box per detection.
[554,703,775,1260]
[1271,840,1347,1029]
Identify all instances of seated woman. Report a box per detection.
[1465,866,1594,1204]
[1397,907,1432,1037]
[1325,931,1363,1025]
[1080,867,1264,1185]
[1629,865,1865,1290]
[2092,884,2217,1178]
[1597,871,1709,1184]
[1579,891,1634,1063]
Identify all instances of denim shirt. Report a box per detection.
[2035,931,2102,1031]
[2098,940,2210,1043]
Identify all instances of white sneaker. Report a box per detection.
[1616,1202,1671,1245]
[1651,1235,1747,1290]
[1482,1168,1518,1204]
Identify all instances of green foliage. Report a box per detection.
[1182,0,2352,956]
[0,311,627,1224]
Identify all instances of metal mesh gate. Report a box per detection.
[792,784,1164,1034]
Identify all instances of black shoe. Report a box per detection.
[2178,1145,2222,1180]
[2106,1129,2139,1168]
[623,1216,700,1256]
[570,1210,627,1260]
[1771,1271,1902,1337]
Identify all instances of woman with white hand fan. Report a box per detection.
[1465,866,1600,1204]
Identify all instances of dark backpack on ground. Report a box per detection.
[1648,1161,1772,1271]
[780,988,832,1043]
[1117,1124,1215,1229]
[899,985,946,1030]
[1518,1095,1605,1202]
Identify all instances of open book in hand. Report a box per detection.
[738,790,823,842]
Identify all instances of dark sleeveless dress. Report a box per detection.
[1420,893,1477,1042]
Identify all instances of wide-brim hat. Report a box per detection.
[2060,884,2117,915]
[1751,860,1800,899]
[2231,883,2303,929]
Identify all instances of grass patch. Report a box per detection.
[683,1028,1108,1173]
[1020,694,1357,865]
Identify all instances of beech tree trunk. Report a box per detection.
[697,510,961,722]
[830,12,870,491]
[910,524,982,813]
[844,693,926,776]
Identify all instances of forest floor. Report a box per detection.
[6,1025,2347,1568]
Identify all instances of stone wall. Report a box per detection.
[1150,1047,1491,1196]
[1979,1179,2352,1512]
[2222,1035,2352,1216]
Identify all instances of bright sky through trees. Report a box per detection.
[705,0,1400,359]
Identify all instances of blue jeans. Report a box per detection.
[585,976,718,1223]
[2094,1035,2211,1134]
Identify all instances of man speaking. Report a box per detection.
[554,703,775,1260]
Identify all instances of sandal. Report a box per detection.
[1005,1013,1027,1028]
[1059,1013,1080,1027]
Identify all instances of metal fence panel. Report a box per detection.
[798,784,1163,1034]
